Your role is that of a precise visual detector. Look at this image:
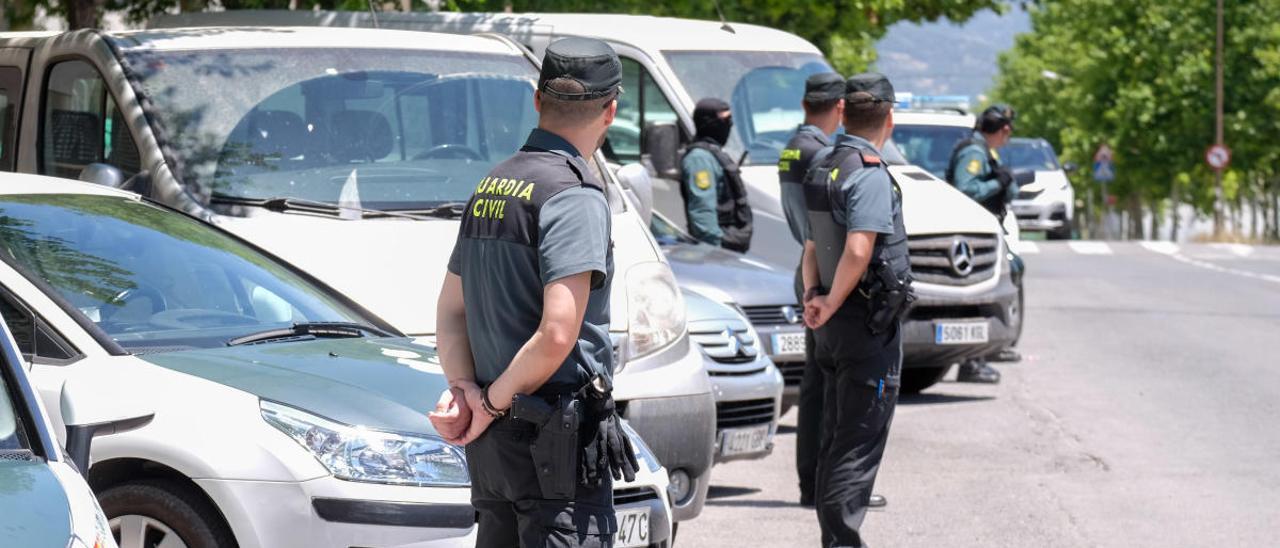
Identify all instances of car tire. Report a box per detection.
[100,479,237,548]
[900,366,949,394]
[1047,218,1073,240]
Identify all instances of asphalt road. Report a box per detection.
[680,241,1280,547]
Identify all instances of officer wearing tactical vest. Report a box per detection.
[778,71,845,508]
[681,97,754,252]
[944,104,1021,384]
[802,73,913,548]
[431,37,638,547]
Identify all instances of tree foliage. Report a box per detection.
[992,0,1280,238]
[7,0,1000,74]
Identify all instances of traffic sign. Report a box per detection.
[1206,144,1231,170]
[1092,144,1114,182]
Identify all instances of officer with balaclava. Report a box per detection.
[681,98,753,252]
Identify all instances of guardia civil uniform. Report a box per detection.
[804,73,912,548]
[681,98,753,252]
[778,71,844,506]
[447,37,624,548]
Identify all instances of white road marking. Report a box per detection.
[1011,240,1039,254]
[1068,241,1113,255]
[1166,252,1280,285]
[1139,241,1180,255]
[1209,243,1255,257]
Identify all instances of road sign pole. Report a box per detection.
[1213,0,1225,237]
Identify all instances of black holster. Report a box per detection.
[863,260,916,334]
[511,394,580,500]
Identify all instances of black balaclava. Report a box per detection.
[694,98,733,146]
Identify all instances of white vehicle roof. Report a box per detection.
[0,173,140,199]
[151,11,821,54]
[894,110,976,128]
[107,26,519,54]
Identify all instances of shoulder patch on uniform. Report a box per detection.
[966,158,982,175]
[695,170,712,190]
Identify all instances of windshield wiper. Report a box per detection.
[211,195,432,221]
[226,321,391,347]
[392,202,468,219]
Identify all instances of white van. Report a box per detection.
[158,11,1027,394]
[2,25,715,523]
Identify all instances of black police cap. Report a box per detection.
[844,72,896,104]
[803,72,845,102]
[978,104,1015,133]
[538,37,622,101]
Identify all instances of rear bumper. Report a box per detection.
[1012,200,1070,231]
[902,271,1020,368]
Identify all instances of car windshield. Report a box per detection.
[664,51,832,165]
[0,194,375,352]
[0,372,30,452]
[123,48,539,210]
[999,139,1061,171]
[890,124,973,180]
[650,213,698,246]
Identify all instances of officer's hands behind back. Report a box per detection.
[428,386,472,443]
[805,295,836,329]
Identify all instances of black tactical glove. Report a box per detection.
[993,166,1015,190]
[579,397,639,486]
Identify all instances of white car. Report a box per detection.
[0,318,119,548]
[681,290,784,464]
[1001,137,1076,239]
[4,25,716,523]
[0,173,673,548]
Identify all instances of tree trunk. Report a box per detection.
[1149,199,1161,240]
[1128,194,1143,240]
[65,0,102,29]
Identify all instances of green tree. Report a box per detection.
[992,0,1280,241]
[9,0,1001,74]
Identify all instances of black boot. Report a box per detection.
[990,348,1022,363]
[956,359,1001,384]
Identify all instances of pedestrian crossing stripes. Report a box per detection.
[1067,241,1114,255]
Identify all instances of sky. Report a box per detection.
[874,5,1032,102]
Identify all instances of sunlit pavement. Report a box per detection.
[680,241,1280,547]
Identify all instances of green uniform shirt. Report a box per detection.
[681,147,724,246]
[950,131,1018,205]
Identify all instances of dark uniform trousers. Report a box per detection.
[466,417,615,548]
[813,298,901,548]
[794,266,825,500]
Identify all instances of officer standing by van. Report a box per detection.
[778,71,844,508]
[944,104,1020,384]
[431,37,637,547]
[803,73,913,547]
[681,97,754,252]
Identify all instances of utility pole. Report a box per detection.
[1213,0,1225,237]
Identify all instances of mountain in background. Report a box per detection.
[874,6,1031,103]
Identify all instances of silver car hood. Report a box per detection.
[663,242,796,308]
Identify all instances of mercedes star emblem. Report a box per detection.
[949,238,974,277]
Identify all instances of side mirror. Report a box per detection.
[61,373,154,473]
[642,121,681,180]
[1013,169,1037,186]
[78,163,125,188]
[616,163,654,225]
[1062,162,1079,174]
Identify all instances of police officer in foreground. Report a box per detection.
[430,37,637,547]
[680,97,754,252]
[944,104,1021,383]
[778,72,845,508]
[802,72,913,547]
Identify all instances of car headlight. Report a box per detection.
[621,262,686,368]
[261,400,469,487]
[621,420,662,474]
